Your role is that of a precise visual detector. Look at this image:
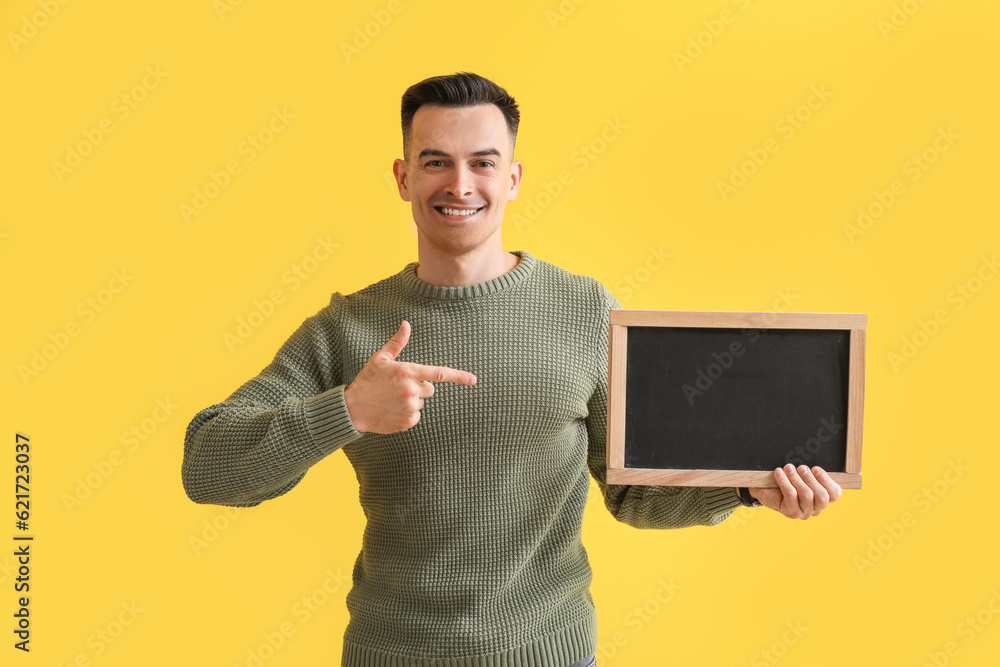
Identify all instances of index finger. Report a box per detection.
[405,362,477,386]
[811,466,843,503]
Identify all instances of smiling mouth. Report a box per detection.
[435,206,484,217]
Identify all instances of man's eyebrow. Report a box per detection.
[417,149,449,160]
[470,148,502,158]
[417,148,503,160]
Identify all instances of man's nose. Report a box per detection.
[444,165,474,198]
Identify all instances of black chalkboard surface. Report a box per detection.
[606,311,865,488]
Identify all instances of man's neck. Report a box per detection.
[415,238,520,287]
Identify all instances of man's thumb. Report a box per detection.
[378,320,411,361]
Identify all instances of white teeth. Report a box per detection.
[440,207,479,216]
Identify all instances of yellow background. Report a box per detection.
[2,0,998,665]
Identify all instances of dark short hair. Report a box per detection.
[401,72,520,160]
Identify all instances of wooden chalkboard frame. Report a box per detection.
[606,310,866,489]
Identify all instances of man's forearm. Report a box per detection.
[182,386,360,506]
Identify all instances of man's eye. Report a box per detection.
[476,161,494,168]
[425,160,444,167]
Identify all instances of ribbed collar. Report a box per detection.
[399,250,536,301]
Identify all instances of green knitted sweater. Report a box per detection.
[182,250,741,667]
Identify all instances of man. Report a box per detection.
[181,72,841,667]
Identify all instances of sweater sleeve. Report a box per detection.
[181,297,362,507]
[584,286,742,529]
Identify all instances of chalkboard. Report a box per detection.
[606,311,865,489]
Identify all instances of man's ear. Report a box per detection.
[393,158,410,201]
[506,160,523,202]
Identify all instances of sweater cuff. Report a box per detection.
[302,385,362,454]
[703,486,743,522]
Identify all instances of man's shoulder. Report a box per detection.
[322,266,408,309]
[526,252,619,308]
[344,271,405,300]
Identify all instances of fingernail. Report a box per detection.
[799,465,810,476]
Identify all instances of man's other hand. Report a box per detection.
[343,320,477,434]
[749,464,843,520]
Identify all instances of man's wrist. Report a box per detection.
[342,383,368,433]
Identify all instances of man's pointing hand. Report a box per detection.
[343,320,477,434]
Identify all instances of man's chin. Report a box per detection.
[415,225,502,257]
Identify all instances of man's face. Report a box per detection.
[394,104,522,257]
